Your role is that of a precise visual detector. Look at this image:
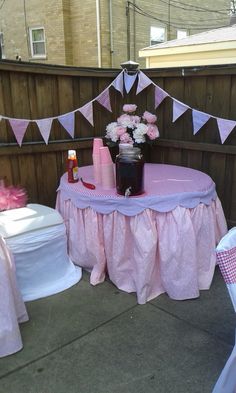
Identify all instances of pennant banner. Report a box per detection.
[172,100,189,122]
[58,112,75,138]
[217,118,236,144]
[36,118,53,144]
[155,86,169,108]
[124,72,137,94]
[9,119,29,146]
[96,88,112,112]
[136,71,152,94]
[112,72,124,96]
[1,69,236,145]
[78,102,94,126]
[192,110,211,135]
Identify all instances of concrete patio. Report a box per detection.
[0,267,235,393]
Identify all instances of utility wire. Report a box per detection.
[129,1,229,18]
[167,0,230,13]
[128,1,230,30]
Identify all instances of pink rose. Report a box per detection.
[117,114,135,128]
[142,111,157,124]
[120,133,134,144]
[117,114,131,122]
[123,104,137,113]
[131,115,141,124]
[146,124,160,140]
[115,126,127,136]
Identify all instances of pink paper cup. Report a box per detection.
[99,146,113,165]
[101,163,115,189]
[93,138,103,155]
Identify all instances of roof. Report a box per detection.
[141,24,236,51]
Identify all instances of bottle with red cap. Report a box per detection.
[67,150,79,183]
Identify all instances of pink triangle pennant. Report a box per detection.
[217,118,236,144]
[172,99,189,122]
[192,110,211,135]
[35,118,53,144]
[136,71,152,94]
[112,72,124,96]
[9,119,29,146]
[124,72,137,93]
[78,102,94,126]
[96,88,112,112]
[58,112,75,138]
[154,86,169,108]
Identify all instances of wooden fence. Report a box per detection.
[0,60,236,227]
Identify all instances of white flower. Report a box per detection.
[105,122,119,142]
[133,133,146,144]
[135,123,148,135]
[106,122,118,134]
[108,129,119,142]
[117,114,136,129]
[133,125,147,144]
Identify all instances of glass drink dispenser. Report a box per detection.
[115,146,145,196]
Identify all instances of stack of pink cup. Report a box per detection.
[92,138,103,183]
[99,146,115,189]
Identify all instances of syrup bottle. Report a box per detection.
[67,150,79,183]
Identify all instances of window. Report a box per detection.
[177,30,188,39]
[29,27,46,58]
[150,26,166,46]
[0,33,5,59]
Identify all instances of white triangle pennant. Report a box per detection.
[58,111,75,138]
[136,71,152,94]
[36,118,53,144]
[192,110,211,135]
[112,71,124,96]
[172,99,189,122]
[96,88,112,112]
[78,102,94,126]
[9,119,29,146]
[217,118,236,144]
[154,86,169,108]
[124,72,137,93]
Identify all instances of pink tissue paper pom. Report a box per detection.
[0,185,28,211]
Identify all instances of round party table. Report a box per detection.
[56,163,227,304]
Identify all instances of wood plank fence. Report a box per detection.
[0,60,236,227]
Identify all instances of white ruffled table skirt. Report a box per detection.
[56,194,227,304]
[0,237,28,358]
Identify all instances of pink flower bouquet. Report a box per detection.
[105,104,160,146]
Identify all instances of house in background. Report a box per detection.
[139,24,236,68]
[0,0,231,68]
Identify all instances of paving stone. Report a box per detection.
[150,267,236,345]
[0,269,234,393]
[0,272,136,377]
